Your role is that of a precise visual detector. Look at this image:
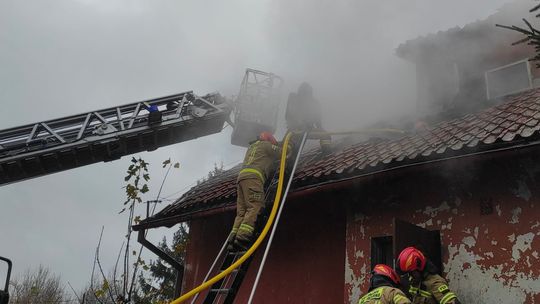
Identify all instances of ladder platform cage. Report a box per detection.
[231,69,283,147]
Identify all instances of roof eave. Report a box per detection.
[134,136,540,231]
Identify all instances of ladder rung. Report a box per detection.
[210,288,230,294]
[227,251,246,256]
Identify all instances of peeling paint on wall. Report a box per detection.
[446,241,540,303]
[344,157,540,304]
[345,212,372,304]
[422,201,451,217]
[512,233,535,261]
[345,250,363,304]
[510,207,522,224]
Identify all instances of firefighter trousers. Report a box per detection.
[230,178,265,242]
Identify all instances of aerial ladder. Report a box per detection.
[0,68,282,186]
[0,68,284,303]
[0,67,352,303]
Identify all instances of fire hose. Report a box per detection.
[170,132,295,304]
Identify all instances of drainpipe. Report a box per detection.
[137,229,184,297]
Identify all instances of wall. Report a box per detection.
[344,149,540,303]
[413,22,539,116]
[182,196,346,304]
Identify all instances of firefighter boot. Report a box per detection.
[233,237,251,251]
[226,232,237,251]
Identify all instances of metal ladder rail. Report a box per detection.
[247,132,308,304]
[0,92,230,185]
[196,166,282,304]
[205,251,242,304]
[171,132,295,304]
[189,238,229,304]
[205,132,307,304]
[210,188,281,304]
[209,251,251,304]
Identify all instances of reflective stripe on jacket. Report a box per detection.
[409,274,458,304]
[358,286,411,304]
[238,140,281,183]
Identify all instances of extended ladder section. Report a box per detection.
[0,92,231,185]
[201,250,251,304]
[180,132,307,304]
[197,177,280,304]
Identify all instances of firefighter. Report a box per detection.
[358,264,411,304]
[228,131,283,250]
[396,247,460,304]
[285,82,331,154]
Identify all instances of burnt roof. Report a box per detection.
[136,87,540,230]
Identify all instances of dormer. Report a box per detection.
[397,0,540,117]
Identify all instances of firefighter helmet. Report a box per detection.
[259,131,278,145]
[397,247,426,273]
[372,264,400,285]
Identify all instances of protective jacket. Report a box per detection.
[358,286,411,304]
[231,139,281,243]
[237,140,281,183]
[285,92,323,131]
[409,274,459,304]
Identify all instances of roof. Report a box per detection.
[136,87,540,230]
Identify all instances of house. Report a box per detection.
[397,0,540,119]
[134,2,540,303]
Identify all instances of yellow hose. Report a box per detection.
[170,132,293,304]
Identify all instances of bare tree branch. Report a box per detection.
[95,226,116,303]
[67,281,82,304]
[112,241,124,298]
[89,235,104,304]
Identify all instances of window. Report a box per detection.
[485,59,533,99]
[370,236,394,269]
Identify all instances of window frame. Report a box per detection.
[485,58,533,100]
[370,235,394,269]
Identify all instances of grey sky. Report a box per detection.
[0,0,514,292]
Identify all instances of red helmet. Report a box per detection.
[397,247,426,273]
[372,264,400,285]
[259,132,277,145]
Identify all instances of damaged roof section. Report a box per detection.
[136,87,540,230]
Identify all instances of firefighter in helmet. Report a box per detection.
[358,264,411,304]
[396,247,460,304]
[285,82,331,154]
[228,131,283,250]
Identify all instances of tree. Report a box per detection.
[84,157,184,303]
[10,265,66,304]
[133,224,189,304]
[497,2,540,67]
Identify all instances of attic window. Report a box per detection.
[485,59,533,99]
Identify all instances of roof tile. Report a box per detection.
[143,88,540,225]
